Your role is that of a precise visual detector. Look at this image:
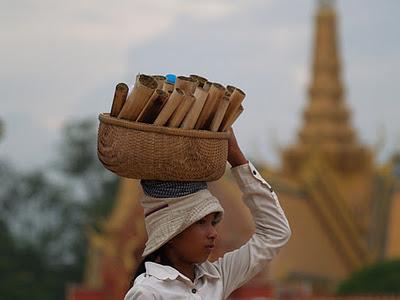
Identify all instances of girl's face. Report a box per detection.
[167,212,219,264]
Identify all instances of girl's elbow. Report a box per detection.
[275,223,292,247]
[282,225,291,244]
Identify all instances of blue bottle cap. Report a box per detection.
[165,74,176,84]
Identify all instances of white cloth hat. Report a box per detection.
[140,189,224,257]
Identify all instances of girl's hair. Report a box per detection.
[130,245,171,287]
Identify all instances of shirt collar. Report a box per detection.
[195,261,221,280]
[145,261,221,282]
[145,262,181,281]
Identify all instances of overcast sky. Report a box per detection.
[1,0,399,171]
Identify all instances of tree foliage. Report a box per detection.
[0,118,119,299]
[0,219,80,300]
[337,259,400,295]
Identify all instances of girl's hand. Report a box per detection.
[227,127,248,167]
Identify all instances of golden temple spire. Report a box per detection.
[282,1,371,175]
[301,0,348,144]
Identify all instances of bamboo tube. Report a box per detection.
[153,88,185,126]
[163,81,174,94]
[207,89,230,129]
[194,83,225,130]
[110,83,129,117]
[203,82,211,92]
[221,105,244,131]
[168,94,195,128]
[136,89,169,124]
[190,75,208,88]
[152,75,166,89]
[210,94,230,132]
[175,76,197,95]
[226,85,236,94]
[181,87,209,130]
[219,87,246,130]
[118,74,157,121]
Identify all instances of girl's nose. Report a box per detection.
[207,225,218,239]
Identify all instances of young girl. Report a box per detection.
[124,129,291,299]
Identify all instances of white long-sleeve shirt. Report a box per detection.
[124,162,291,300]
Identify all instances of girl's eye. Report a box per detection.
[197,219,206,225]
[212,221,218,226]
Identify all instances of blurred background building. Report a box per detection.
[68,1,400,300]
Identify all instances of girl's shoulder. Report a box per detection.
[125,276,159,300]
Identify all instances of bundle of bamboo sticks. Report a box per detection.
[109,74,245,132]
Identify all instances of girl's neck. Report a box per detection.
[174,261,195,282]
[165,254,195,282]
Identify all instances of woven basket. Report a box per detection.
[97,113,230,181]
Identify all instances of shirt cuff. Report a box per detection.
[230,161,274,193]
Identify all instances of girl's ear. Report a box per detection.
[155,255,161,263]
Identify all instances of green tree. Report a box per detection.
[0,117,119,299]
[337,259,400,295]
[0,218,83,300]
[56,118,118,220]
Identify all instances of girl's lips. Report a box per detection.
[205,245,215,250]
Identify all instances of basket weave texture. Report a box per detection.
[97,113,230,181]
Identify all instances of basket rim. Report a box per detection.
[99,113,230,139]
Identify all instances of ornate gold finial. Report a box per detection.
[319,0,335,8]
